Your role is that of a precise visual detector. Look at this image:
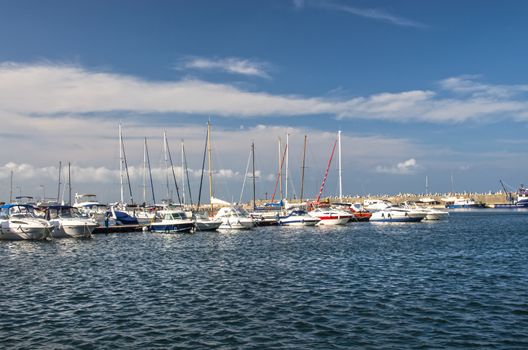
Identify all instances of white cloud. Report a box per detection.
[375,158,420,175]
[177,56,271,78]
[2,63,528,124]
[299,1,427,28]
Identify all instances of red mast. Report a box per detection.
[315,139,338,204]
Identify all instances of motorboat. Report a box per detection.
[278,209,320,226]
[400,202,449,221]
[0,204,53,240]
[308,207,351,225]
[149,209,195,233]
[46,205,98,238]
[214,206,254,230]
[333,202,372,222]
[193,211,222,231]
[515,186,528,207]
[250,210,279,226]
[363,199,392,212]
[370,206,426,223]
[445,197,485,209]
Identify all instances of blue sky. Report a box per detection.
[1,0,527,203]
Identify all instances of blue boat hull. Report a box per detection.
[149,223,194,233]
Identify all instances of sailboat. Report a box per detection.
[308,135,352,225]
[193,122,222,231]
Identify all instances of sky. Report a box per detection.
[1,0,528,204]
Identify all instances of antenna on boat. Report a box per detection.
[252,142,256,211]
[197,123,209,211]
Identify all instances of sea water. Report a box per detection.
[1,210,527,349]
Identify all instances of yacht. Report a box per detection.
[193,211,222,231]
[278,209,320,226]
[0,204,53,240]
[308,207,351,225]
[370,206,426,223]
[445,197,485,209]
[400,202,449,221]
[46,205,98,238]
[363,199,392,212]
[214,206,254,230]
[149,209,195,233]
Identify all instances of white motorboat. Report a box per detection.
[363,199,392,212]
[370,206,425,222]
[46,205,98,238]
[308,207,351,225]
[278,209,320,226]
[445,197,485,209]
[214,206,254,230]
[193,212,222,231]
[149,209,195,233]
[400,202,449,221]
[0,204,53,240]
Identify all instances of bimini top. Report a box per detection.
[0,203,34,209]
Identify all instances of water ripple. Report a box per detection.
[1,211,528,348]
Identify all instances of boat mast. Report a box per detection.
[285,133,289,201]
[57,161,62,203]
[316,139,338,203]
[197,125,208,210]
[68,162,72,205]
[163,131,171,200]
[207,121,213,211]
[119,124,124,204]
[181,140,186,205]
[121,126,134,204]
[182,141,193,206]
[252,142,256,210]
[425,175,429,195]
[300,135,307,202]
[338,130,342,201]
[145,138,156,205]
[143,139,147,204]
[165,133,182,205]
[278,138,283,200]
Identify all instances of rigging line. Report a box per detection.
[239,148,252,204]
[165,138,182,205]
[316,139,338,203]
[271,143,288,202]
[182,142,194,206]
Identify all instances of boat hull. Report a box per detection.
[218,218,254,230]
[194,220,222,231]
[315,216,351,225]
[278,217,320,226]
[150,222,194,233]
[0,226,51,240]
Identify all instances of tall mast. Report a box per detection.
[165,133,182,205]
[278,138,283,200]
[121,126,134,204]
[57,161,62,203]
[181,140,186,205]
[252,142,256,210]
[338,130,342,200]
[316,139,338,203]
[300,135,307,202]
[119,124,124,203]
[163,131,171,200]
[285,133,289,200]
[68,162,72,205]
[425,175,429,195]
[145,138,156,205]
[207,121,213,211]
[143,139,147,204]
[197,125,208,210]
[182,141,193,206]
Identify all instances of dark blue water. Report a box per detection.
[1,210,528,349]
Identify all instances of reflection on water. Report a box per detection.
[1,211,528,349]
